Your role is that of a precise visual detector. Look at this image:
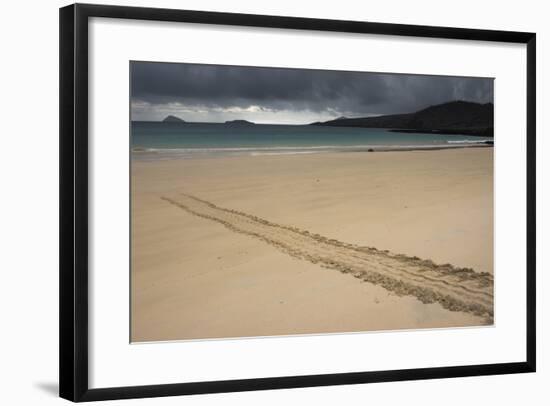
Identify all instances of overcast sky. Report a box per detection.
[131,62,493,124]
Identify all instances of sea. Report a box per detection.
[131,122,492,161]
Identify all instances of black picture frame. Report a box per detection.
[59,3,536,402]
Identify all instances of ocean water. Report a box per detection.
[131,122,492,160]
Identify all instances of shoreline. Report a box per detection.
[131,143,493,161]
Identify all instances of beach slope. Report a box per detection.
[131,148,493,342]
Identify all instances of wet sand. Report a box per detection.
[131,148,493,342]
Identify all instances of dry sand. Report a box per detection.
[131,148,493,342]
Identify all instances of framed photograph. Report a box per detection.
[59,3,536,402]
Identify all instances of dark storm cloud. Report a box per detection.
[131,62,493,122]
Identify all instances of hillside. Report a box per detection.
[312,101,494,136]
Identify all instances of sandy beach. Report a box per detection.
[131,148,493,342]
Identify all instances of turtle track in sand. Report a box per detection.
[161,194,493,322]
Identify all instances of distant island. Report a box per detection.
[162,115,186,123]
[224,119,255,125]
[157,116,257,125]
[311,101,494,137]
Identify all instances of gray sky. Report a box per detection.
[131,62,493,124]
